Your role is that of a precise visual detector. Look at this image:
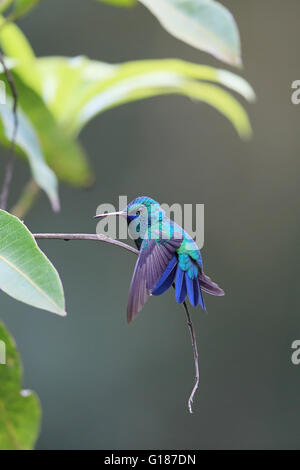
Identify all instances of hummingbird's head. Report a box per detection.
[125,197,163,226]
[94,196,164,240]
[125,197,164,241]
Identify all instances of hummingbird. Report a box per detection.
[95,197,224,323]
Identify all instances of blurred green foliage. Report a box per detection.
[0,321,40,450]
[1,1,242,66]
[0,0,254,450]
[0,20,254,209]
[96,0,136,7]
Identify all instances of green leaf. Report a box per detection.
[7,0,43,21]
[0,210,66,315]
[139,0,241,66]
[0,16,35,63]
[0,97,60,211]
[13,0,41,15]
[36,56,254,139]
[14,75,94,187]
[95,0,136,6]
[0,321,40,450]
[0,16,41,92]
[35,56,117,133]
[177,81,252,139]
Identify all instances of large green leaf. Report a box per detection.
[0,210,66,315]
[0,96,60,211]
[0,321,40,450]
[139,0,241,66]
[36,56,254,138]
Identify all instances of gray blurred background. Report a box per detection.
[1,0,300,449]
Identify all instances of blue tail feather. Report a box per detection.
[175,266,187,303]
[199,285,206,311]
[156,260,208,310]
[186,274,196,307]
[152,256,177,296]
[193,277,200,306]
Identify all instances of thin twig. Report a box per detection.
[183,300,199,413]
[33,232,199,413]
[171,282,199,414]
[33,233,139,256]
[0,49,18,210]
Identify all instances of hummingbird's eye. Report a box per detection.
[136,210,141,216]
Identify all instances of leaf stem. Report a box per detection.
[10,178,40,219]
[33,232,200,413]
[0,49,18,211]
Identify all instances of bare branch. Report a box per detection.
[0,49,18,210]
[33,232,199,413]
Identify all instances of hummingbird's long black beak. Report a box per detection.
[93,210,126,219]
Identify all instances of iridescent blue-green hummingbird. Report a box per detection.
[95,197,224,322]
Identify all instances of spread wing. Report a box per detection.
[127,238,182,323]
